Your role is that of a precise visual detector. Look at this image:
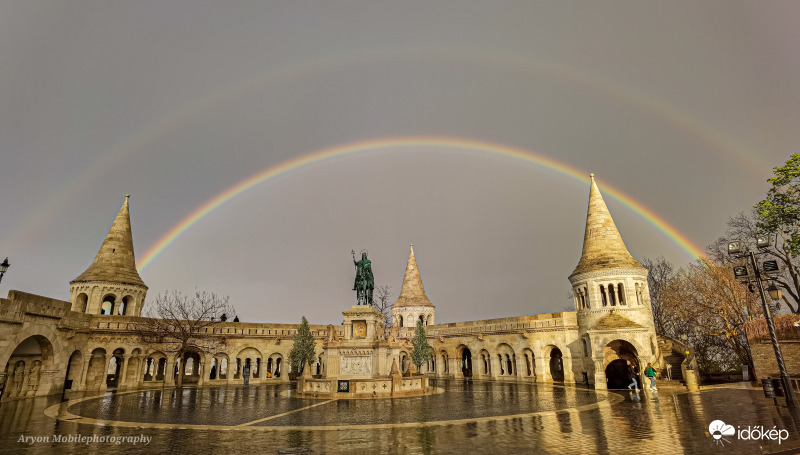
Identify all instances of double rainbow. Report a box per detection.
[137,136,705,272]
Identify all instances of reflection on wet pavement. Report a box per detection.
[2,379,800,454]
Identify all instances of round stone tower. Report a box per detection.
[391,244,435,328]
[569,175,658,389]
[70,195,148,317]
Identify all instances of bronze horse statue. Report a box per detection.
[353,250,374,306]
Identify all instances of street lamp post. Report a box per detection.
[0,258,9,284]
[728,240,797,408]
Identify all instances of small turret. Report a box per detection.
[392,244,435,328]
[70,195,148,316]
[569,175,658,390]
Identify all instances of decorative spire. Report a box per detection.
[72,195,147,287]
[571,175,644,277]
[393,244,434,307]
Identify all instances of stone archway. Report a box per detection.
[459,346,473,378]
[3,335,56,399]
[64,350,83,393]
[496,344,516,377]
[237,347,263,381]
[549,347,564,382]
[522,348,535,378]
[106,348,124,388]
[479,349,491,377]
[266,353,283,378]
[604,340,639,389]
[86,348,107,391]
[180,351,202,385]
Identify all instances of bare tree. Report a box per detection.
[641,256,677,334]
[564,288,575,311]
[660,259,761,372]
[133,290,235,386]
[374,285,394,326]
[712,211,800,314]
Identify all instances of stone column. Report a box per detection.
[225,359,231,385]
[98,356,108,391]
[534,354,547,382]
[38,369,56,396]
[197,360,205,386]
[23,369,32,397]
[164,358,175,386]
[489,355,500,379]
[516,355,528,381]
[78,358,92,391]
[592,359,607,390]
[451,357,462,379]
[119,355,130,390]
[563,355,576,383]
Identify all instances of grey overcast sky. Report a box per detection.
[1,1,799,324]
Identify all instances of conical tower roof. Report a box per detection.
[72,195,147,288]
[393,244,434,308]
[571,175,644,277]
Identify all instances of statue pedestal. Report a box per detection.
[325,305,387,380]
[298,307,434,398]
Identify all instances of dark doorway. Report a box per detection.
[106,356,122,387]
[461,348,473,377]
[605,359,635,389]
[603,340,639,389]
[549,348,564,382]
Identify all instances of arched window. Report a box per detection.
[399,315,404,327]
[584,287,590,308]
[635,283,641,305]
[419,315,424,325]
[220,358,228,378]
[609,284,617,306]
[100,295,115,315]
[498,354,505,375]
[107,357,118,375]
[77,293,88,313]
[600,286,608,307]
[617,283,625,305]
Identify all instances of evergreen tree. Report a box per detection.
[410,320,433,372]
[289,316,316,374]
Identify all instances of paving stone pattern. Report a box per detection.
[3,380,800,454]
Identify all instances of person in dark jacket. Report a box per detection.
[627,360,640,391]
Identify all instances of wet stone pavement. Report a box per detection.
[2,379,800,454]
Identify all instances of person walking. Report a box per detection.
[627,360,640,392]
[644,362,658,391]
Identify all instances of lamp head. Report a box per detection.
[727,241,743,255]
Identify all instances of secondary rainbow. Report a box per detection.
[137,136,705,271]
